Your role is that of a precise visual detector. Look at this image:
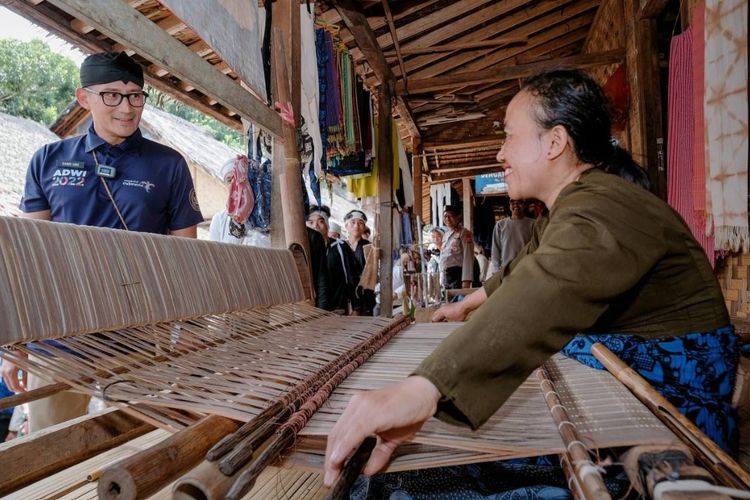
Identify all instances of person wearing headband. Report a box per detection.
[306,204,332,246]
[328,221,342,240]
[11,51,204,433]
[320,209,376,315]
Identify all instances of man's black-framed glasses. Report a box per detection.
[83,88,149,107]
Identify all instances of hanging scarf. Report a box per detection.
[226,155,254,225]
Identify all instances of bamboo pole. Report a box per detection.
[98,415,238,500]
[172,458,237,500]
[537,364,611,499]
[591,343,750,491]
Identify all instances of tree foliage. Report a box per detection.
[0,38,79,125]
[0,38,243,149]
[145,86,244,150]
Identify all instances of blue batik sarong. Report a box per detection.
[561,326,739,457]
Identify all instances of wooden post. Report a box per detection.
[462,178,474,237]
[378,86,394,317]
[271,2,311,286]
[98,415,238,500]
[625,0,667,199]
[412,137,423,220]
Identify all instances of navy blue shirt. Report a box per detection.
[21,125,203,233]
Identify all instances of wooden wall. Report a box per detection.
[583,0,637,154]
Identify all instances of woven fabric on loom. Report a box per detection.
[293,323,679,472]
[667,26,715,266]
[0,217,304,344]
[4,302,397,428]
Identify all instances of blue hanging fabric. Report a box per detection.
[245,125,272,231]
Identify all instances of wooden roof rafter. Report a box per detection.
[4,0,282,136]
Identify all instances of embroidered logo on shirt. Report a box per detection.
[51,164,87,187]
[122,179,156,192]
[189,188,201,212]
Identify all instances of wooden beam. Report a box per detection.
[377,86,394,317]
[398,49,624,94]
[430,167,502,184]
[638,0,670,19]
[332,0,395,84]
[381,0,407,87]
[423,136,503,150]
[369,0,596,85]
[0,409,153,496]
[430,162,501,174]
[462,178,473,236]
[412,137,423,218]
[0,382,70,411]
[384,37,528,57]
[332,0,420,138]
[350,0,494,61]
[45,0,283,137]
[633,16,666,199]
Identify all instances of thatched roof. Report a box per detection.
[0,112,60,216]
[140,106,243,180]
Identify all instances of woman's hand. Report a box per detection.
[1,353,28,393]
[324,376,441,486]
[432,301,469,322]
[432,287,489,322]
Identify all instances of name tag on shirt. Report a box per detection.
[96,164,117,179]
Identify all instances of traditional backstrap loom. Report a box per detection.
[0,216,737,499]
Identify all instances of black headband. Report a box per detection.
[80,52,144,88]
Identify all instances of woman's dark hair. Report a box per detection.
[521,70,650,190]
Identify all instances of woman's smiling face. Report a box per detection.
[497,91,551,202]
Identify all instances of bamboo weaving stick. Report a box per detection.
[537,364,611,499]
[591,343,750,491]
[224,316,411,500]
[325,436,377,500]
[209,315,411,469]
[98,415,238,500]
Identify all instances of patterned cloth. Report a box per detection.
[561,326,739,456]
[703,0,748,251]
[666,26,715,266]
[350,462,570,500]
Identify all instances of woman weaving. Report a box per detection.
[324,70,738,493]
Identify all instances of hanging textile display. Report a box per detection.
[431,183,452,226]
[348,118,402,199]
[245,126,273,231]
[703,0,748,252]
[397,130,414,208]
[666,27,715,266]
[300,4,324,182]
[315,24,374,177]
[692,1,711,249]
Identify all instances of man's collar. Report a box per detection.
[84,125,143,153]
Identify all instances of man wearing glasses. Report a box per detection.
[19,51,203,236]
[7,52,203,432]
